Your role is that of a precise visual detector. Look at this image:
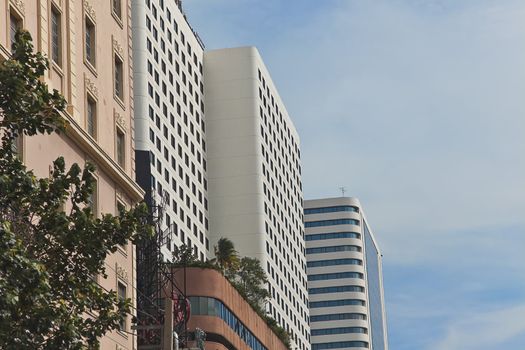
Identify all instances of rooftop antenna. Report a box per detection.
[339,186,347,197]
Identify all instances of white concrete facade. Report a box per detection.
[205,47,310,350]
[305,197,388,350]
[132,0,209,260]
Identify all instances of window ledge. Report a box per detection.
[114,95,126,110]
[84,59,97,77]
[112,12,124,29]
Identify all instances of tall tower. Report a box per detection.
[1,1,143,348]
[132,0,209,260]
[305,197,388,350]
[205,47,311,350]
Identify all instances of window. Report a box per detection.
[117,282,127,330]
[51,6,61,66]
[307,258,362,268]
[12,135,23,160]
[308,285,365,295]
[9,12,22,52]
[116,128,125,167]
[114,55,124,100]
[86,96,96,138]
[304,219,360,228]
[304,205,359,215]
[88,179,98,215]
[308,271,363,281]
[85,16,96,66]
[305,232,360,241]
[189,296,268,350]
[310,313,366,322]
[311,327,367,336]
[306,245,361,254]
[312,341,369,350]
[112,0,122,20]
[309,299,365,308]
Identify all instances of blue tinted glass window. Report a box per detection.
[306,245,361,254]
[304,205,359,215]
[312,341,369,349]
[188,296,267,350]
[310,313,367,322]
[309,285,364,294]
[309,299,365,308]
[311,327,368,336]
[364,222,387,350]
[305,232,360,241]
[305,219,360,228]
[307,258,362,268]
[308,271,364,281]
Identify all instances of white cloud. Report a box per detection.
[430,303,525,350]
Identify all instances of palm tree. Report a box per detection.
[213,237,239,276]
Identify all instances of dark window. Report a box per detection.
[112,0,122,20]
[9,12,21,52]
[116,128,125,167]
[85,16,96,66]
[114,55,124,100]
[87,96,96,138]
[51,7,61,66]
[117,282,127,330]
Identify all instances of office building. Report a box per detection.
[305,197,388,350]
[1,1,143,349]
[205,47,310,350]
[132,0,209,260]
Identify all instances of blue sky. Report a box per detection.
[183,1,525,349]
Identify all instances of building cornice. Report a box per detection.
[64,111,145,202]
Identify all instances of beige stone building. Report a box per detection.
[0,1,143,349]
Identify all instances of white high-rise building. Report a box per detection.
[305,197,388,350]
[205,47,311,350]
[132,0,209,260]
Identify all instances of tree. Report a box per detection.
[233,257,270,311]
[0,30,152,349]
[172,244,198,266]
[212,237,239,277]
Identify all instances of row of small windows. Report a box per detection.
[304,205,359,215]
[308,285,365,295]
[309,299,366,308]
[258,61,308,347]
[308,271,364,281]
[305,232,361,241]
[311,327,368,336]
[13,2,126,164]
[310,313,367,322]
[305,219,360,228]
[257,70,308,348]
[312,341,369,350]
[306,245,361,255]
[307,258,363,268]
[189,297,267,350]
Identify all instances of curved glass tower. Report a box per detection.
[305,197,388,350]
